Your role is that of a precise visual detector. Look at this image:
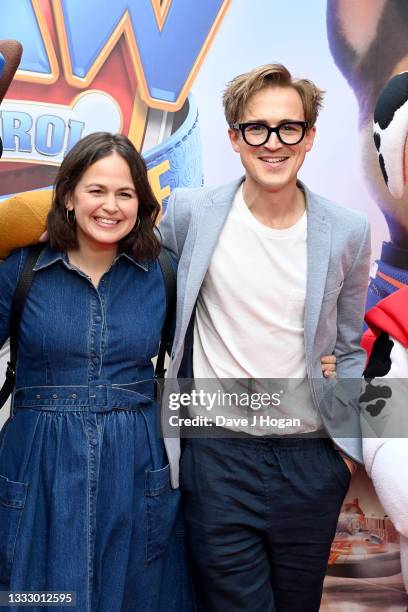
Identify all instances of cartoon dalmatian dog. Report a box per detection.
[328,0,408,309]
[328,0,408,591]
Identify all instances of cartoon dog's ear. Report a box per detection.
[327,0,408,123]
[364,331,394,379]
[327,0,387,67]
[327,0,389,103]
[0,39,22,104]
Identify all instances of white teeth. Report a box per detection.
[94,217,118,225]
[261,157,287,164]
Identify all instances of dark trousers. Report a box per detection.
[180,437,350,612]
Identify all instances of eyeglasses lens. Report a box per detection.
[243,123,304,145]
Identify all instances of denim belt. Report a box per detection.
[12,379,155,413]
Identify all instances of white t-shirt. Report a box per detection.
[192,184,323,434]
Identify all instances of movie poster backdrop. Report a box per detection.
[1,0,407,607]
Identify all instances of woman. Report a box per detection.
[0,132,191,611]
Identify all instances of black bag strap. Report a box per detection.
[155,247,176,379]
[0,243,44,409]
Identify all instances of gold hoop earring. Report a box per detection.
[66,209,76,226]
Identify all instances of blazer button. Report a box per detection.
[171,352,175,360]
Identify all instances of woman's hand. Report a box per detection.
[321,354,336,378]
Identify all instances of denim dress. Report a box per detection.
[0,247,192,611]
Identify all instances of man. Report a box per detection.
[159,64,370,611]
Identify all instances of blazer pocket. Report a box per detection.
[322,281,343,302]
[0,475,28,582]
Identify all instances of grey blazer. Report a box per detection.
[159,178,371,487]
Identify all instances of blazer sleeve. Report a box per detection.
[334,216,371,378]
[158,190,180,261]
[158,188,194,262]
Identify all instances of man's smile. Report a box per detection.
[258,155,289,165]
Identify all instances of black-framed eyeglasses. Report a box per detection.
[231,121,309,146]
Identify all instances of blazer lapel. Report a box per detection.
[303,184,331,351]
[175,178,242,350]
[174,178,332,356]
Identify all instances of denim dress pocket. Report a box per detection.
[144,464,181,564]
[0,475,28,582]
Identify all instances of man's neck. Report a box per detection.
[242,179,306,229]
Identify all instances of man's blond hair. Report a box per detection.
[223,64,324,127]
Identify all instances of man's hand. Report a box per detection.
[321,354,336,378]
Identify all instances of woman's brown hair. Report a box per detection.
[47,132,161,261]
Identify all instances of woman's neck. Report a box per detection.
[68,240,118,287]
